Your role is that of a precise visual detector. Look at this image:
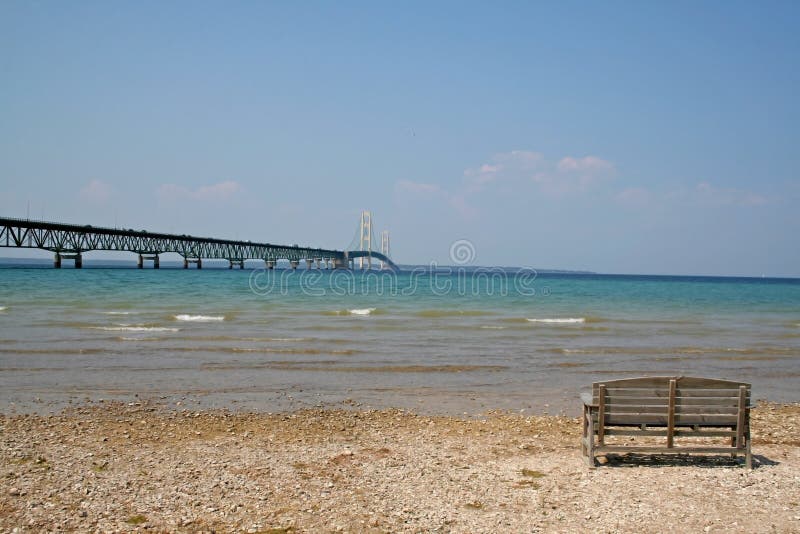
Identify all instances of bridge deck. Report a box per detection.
[0,217,398,270]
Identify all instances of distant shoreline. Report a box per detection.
[2,257,799,280]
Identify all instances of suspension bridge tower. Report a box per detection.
[380,230,391,270]
[358,210,372,270]
[344,210,397,270]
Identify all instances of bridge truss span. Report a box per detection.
[0,216,399,271]
[0,217,345,269]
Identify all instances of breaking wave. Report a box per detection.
[174,314,225,322]
[323,308,381,316]
[526,317,586,324]
[349,308,376,316]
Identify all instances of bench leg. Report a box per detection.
[584,406,596,468]
[581,405,588,456]
[745,427,752,469]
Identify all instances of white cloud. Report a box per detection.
[195,180,241,199]
[395,149,616,217]
[533,155,616,195]
[79,180,112,203]
[463,165,501,192]
[463,150,545,193]
[464,164,502,177]
[557,156,614,173]
[464,151,614,196]
[156,180,242,202]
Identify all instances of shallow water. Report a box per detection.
[1,264,798,415]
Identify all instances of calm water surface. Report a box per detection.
[1,264,798,415]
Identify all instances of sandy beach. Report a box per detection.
[1,401,798,533]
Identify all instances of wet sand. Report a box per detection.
[1,401,798,532]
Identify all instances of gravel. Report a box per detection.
[1,401,798,533]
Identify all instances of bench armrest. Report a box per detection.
[580,392,596,407]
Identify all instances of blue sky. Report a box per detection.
[1,1,798,276]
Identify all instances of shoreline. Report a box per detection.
[1,401,798,532]
[3,386,797,419]
[0,389,581,419]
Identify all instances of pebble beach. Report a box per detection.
[2,400,799,533]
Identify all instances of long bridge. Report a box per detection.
[0,213,398,271]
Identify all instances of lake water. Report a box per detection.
[1,262,798,415]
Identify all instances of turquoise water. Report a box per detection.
[1,264,799,414]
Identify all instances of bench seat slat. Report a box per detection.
[599,388,747,398]
[606,414,736,426]
[602,397,742,406]
[603,428,737,438]
[605,408,738,415]
[604,421,738,428]
[603,414,738,425]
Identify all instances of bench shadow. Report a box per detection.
[599,453,778,469]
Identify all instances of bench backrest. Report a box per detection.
[591,376,751,427]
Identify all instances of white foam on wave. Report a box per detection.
[0,306,6,312]
[480,325,506,330]
[174,314,225,322]
[526,317,585,324]
[105,311,132,315]
[349,308,376,316]
[93,326,180,332]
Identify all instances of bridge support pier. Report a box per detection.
[290,260,299,270]
[138,254,160,269]
[305,259,313,269]
[265,260,275,269]
[55,252,82,268]
[229,259,245,269]
[183,258,202,269]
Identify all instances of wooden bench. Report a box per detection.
[581,376,752,468]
